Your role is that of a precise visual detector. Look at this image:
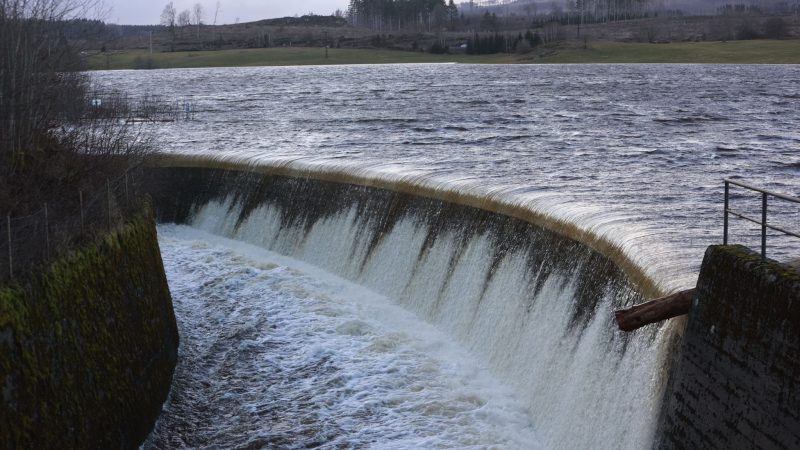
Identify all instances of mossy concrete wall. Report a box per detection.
[656,245,800,449]
[0,209,178,449]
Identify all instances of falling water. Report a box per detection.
[145,166,679,449]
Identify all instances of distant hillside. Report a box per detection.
[72,8,797,65]
[250,15,348,28]
[463,0,800,17]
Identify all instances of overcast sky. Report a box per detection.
[103,0,348,25]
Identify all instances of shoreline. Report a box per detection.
[86,39,800,70]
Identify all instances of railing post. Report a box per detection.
[79,190,85,233]
[761,192,768,260]
[44,203,50,260]
[6,214,12,280]
[107,178,112,228]
[723,180,729,245]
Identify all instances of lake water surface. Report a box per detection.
[94,63,800,290]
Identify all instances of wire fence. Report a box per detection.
[0,168,148,283]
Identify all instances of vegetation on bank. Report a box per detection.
[1,0,161,281]
[1,0,148,215]
[87,39,800,70]
[2,4,179,448]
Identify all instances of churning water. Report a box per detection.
[94,64,800,449]
[146,226,542,449]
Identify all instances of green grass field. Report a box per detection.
[536,40,800,64]
[86,40,800,70]
[86,47,512,70]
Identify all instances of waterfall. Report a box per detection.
[148,164,681,449]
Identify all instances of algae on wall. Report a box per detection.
[0,207,179,450]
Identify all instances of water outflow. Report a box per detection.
[152,167,677,449]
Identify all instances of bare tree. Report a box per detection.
[160,2,176,29]
[0,0,150,213]
[213,1,221,25]
[178,9,191,27]
[576,0,586,37]
[192,2,203,38]
[161,1,176,47]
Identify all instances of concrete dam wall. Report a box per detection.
[657,245,800,449]
[0,209,179,449]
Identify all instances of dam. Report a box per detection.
[88,64,800,448]
[143,164,673,449]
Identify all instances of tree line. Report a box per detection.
[570,0,650,24]
[346,0,660,32]
[160,1,223,40]
[351,0,800,34]
[465,29,543,54]
[347,0,460,31]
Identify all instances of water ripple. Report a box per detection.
[92,64,800,286]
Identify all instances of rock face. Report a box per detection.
[656,245,800,450]
[0,207,178,450]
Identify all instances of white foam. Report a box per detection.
[148,225,544,449]
[175,196,672,449]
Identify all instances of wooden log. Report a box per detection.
[615,288,696,332]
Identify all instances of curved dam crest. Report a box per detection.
[154,153,688,298]
[146,157,682,449]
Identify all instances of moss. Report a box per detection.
[709,245,800,285]
[0,206,178,450]
[696,245,800,344]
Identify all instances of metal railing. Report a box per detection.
[723,179,800,260]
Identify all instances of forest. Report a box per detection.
[347,0,800,31]
[346,0,460,31]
